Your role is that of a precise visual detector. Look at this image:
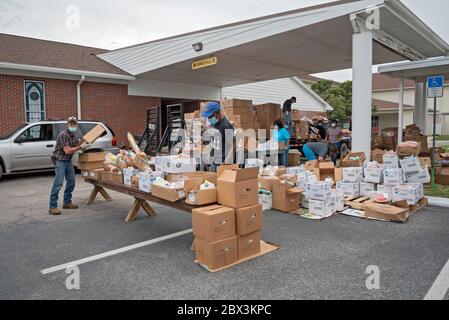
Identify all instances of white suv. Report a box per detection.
[0,120,119,180]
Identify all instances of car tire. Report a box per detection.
[340,143,348,159]
[0,162,4,181]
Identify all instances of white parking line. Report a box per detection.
[40,228,193,275]
[424,258,449,300]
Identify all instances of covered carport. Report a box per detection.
[98,0,449,156]
[378,56,449,143]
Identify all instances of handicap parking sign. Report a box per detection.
[427,76,444,98]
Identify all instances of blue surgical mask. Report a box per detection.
[209,117,218,126]
[68,127,77,133]
[274,126,279,131]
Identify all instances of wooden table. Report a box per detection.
[83,178,197,222]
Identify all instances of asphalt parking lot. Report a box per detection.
[0,172,448,300]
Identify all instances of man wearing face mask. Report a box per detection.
[48,117,88,215]
[201,102,235,169]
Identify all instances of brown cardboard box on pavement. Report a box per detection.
[79,124,105,145]
[364,200,409,222]
[236,204,263,236]
[79,151,106,163]
[238,231,261,259]
[313,162,342,182]
[272,181,301,212]
[195,235,238,270]
[192,205,236,242]
[217,167,259,208]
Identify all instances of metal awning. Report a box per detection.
[378,56,449,82]
[98,0,449,87]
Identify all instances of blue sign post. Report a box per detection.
[427,76,445,187]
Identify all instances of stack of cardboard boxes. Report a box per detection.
[294,120,309,140]
[221,99,259,130]
[254,103,281,131]
[193,166,263,270]
[79,151,106,180]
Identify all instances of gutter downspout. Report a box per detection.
[77,75,85,120]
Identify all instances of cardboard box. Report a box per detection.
[217,167,259,208]
[166,172,217,186]
[77,161,104,171]
[78,151,106,163]
[245,158,264,171]
[220,99,252,108]
[192,205,236,242]
[287,166,304,176]
[392,185,420,205]
[304,160,318,171]
[364,201,409,222]
[406,167,430,184]
[131,175,139,188]
[258,176,280,191]
[383,154,399,168]
[133,154,152,171]
[309,199,333,217]
[397,142,421,157]
[371,149,386,163]
[236,204,263,236]
[306,181,332,200]
[331,190,345,212]
[238,231,261,260]
[195,236,238,270]
[91,169,104,180]
[151,184,185,202]
[100,170,112,181]
[336,181,360,198]
[313,162,343,182]
[79,124,105,145]
[186,187,217,206]
[288,150,301,166]
[272,182,301,212]
[161,156,197,173]
[360,182,377,197]
[364,166,384,184]
[383,168,404,186]
[111,172,123,184]
[138,171,164,193]
[342,167,363,182]
[340,152,366,168]
[258,192,272,211]
[435,167,449,185]
[123,168,141,187]
[419,157,432,168]
[400,156,421,175]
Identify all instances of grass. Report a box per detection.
[435,135,449,141]
[425,184,449,198]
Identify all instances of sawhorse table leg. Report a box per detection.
[87,186,112,205]
[125,198,157,222]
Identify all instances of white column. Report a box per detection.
[414,82,427,134]
[352,31,373,157]
[398,77,404,144]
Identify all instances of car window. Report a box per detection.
[18,124,53,142]
[80,123,107,137]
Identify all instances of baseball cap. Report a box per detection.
[201,102,221,118]
[67,116,78,124]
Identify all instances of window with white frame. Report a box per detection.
[372,115,379,128]
[24,81,45,122]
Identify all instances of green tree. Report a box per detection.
[311,80,377,120]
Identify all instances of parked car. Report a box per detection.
[0,120,119,180]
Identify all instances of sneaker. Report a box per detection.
[49,208,61,215]
[63,203,79,209]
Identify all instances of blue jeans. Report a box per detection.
[49,160,75,209]
[302,144,316,161]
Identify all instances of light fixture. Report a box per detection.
[192,42,203,52]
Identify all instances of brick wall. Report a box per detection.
[0,74,160,145]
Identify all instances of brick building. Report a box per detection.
[0,33,160,145]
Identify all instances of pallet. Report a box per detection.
[344,196,373,210]
[409,197,428,214]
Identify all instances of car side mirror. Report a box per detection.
[14,136,26,144]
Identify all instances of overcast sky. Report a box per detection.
[1,0,448,81]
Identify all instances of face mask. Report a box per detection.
[274,126,279,131]
[68,127,77,133]
[209,117,218,126]
[331,124,337,128]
